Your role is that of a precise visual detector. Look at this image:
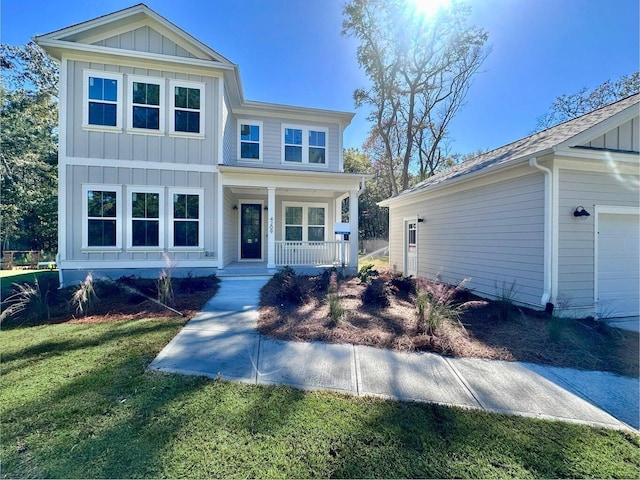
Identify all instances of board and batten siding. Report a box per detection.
[580,117,640,152]
[389,172,545,307]
[232,116,342,172]
[66,60,219,165]
[65,164,216,262]
[557,168,640,312]
[93,26,198,58]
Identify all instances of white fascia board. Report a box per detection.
[378,150,554,208]
[556,103,640,149]
[218,166,367,191]
[62,156,217,173]
[37,39,235,74]
[233,101,355,126]
[554,147,640,164]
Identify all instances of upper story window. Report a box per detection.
[170,189,203,248]
[170,80,205,136]
[83,185,122,249]
[282,125,328,165]
[129,189,163,249]
[128,76,164,133]
[238,120,263,161]
[83,71,123,130]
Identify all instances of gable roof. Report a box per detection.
[35,3,233,63]
[382,93,640,205]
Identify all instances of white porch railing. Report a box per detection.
[275,241,350,266]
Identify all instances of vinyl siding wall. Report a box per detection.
[230,116,342,172]
[557,168,640,312]
[64,164,216,262]
[388,170,545,307]
[66,59,219,165]
[93,26,198,58]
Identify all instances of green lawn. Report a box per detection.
[1,319,638,479]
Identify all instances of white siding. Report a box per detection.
[389,171,545,306]
[557,169,640,311]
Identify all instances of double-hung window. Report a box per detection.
[128,76,164,132]
[238,120,263,161]
[170,189,203,248]
[283,203,327,242]
[129,189,163,248]
[282,125,328,165]
[83,71,122,129]
[83,185,122,249]
[170,80,204,135]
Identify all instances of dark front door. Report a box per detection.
[240,203,262,259]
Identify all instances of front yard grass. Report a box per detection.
[2,319,639,479]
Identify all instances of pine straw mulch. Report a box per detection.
[258,269,639,378]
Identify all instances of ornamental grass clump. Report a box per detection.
[415,277,470,335]
[327,271,344,325]
[71,272,97,316]
[0,279,50,324]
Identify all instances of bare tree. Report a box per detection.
[343,0,489,193]
[535,72,640,131]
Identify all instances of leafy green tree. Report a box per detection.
[535,71,640,131]
[343,148,389,240]
[343,0,489,193]
[1,41,59,252]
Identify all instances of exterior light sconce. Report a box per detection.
[417,217,425,223]
[573,206,590,217]
[232,205,238,210]
[263,206,268,211]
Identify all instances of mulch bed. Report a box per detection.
[258,269,639,377]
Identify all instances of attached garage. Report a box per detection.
[596,209,640,317]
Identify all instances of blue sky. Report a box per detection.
[1,0,638,154]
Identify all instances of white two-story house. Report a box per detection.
[36,4,366,285]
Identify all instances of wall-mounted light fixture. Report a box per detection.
[573,206,590,217]
[232,205,238,210]
[417,217,425,223]
[263,206,268,211]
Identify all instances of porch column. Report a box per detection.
[267,187,276,269]
[216,173,225,269]
[349,190,359,270]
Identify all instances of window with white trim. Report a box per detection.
[83,185,122,249]
[170,190,203,248]
[283,203,327,242]
[170,80,204,135]
[238,120,263,161]
[129,189,163,248]
[282,125,328,165]
[83,71,123,129]
[128,76,164,132]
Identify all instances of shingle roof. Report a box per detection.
[391,93,640,200]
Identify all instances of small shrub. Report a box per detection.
[71,273,97,316]
[0,279,50,324]
[390,275,416,299]
[362,277,391,307]
[272,266,305,305]
[358,264,379,284]
[327,271,344,324]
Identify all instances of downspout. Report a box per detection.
[529,158,553,309]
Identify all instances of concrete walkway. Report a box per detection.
[150,276,639,431]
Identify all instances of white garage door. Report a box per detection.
[597,212,640,317]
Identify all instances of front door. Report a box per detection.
[240,203,262,259]
[405,220,417,277]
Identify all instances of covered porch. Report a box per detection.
[216,166,365,274]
